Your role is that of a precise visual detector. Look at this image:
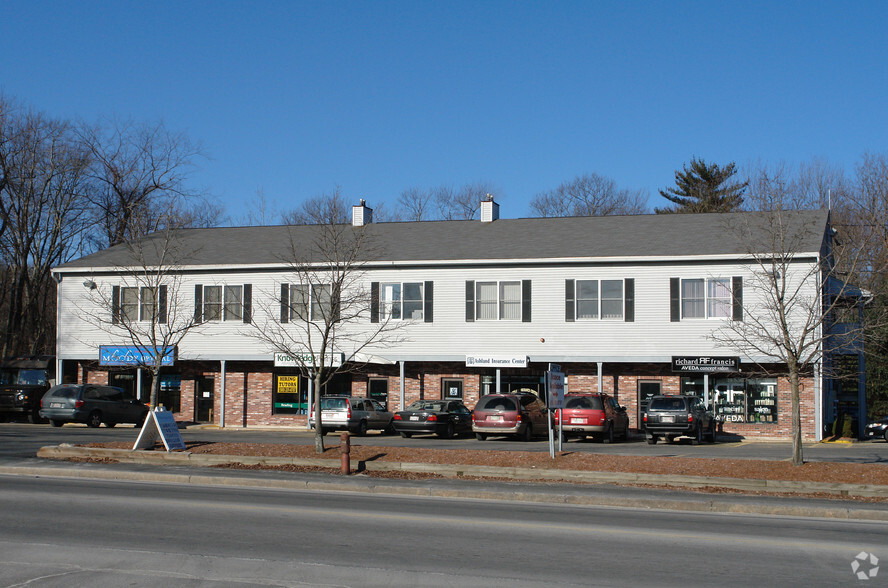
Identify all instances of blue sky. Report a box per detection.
[4,1,887,222]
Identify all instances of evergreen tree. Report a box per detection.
[656,157,747,213]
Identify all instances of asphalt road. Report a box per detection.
[1,473,884,587]
[2,421,888,464]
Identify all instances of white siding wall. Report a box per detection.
[56,259,820,364]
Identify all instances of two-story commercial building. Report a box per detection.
[51,201,865,440]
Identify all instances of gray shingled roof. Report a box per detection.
[55,209,830,271]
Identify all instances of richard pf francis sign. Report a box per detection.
[672,356,740,373]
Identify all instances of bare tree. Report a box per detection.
[395,186,436,221]
[0,100,92,356]
[78,118,212,248]
[76,223,204,409]
[437,181,500,220]
[282,187,351,225]
[710,205,877,465]
[530,173,648,217]
[249,199,405,453]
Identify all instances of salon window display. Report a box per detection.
[712,379,777,424]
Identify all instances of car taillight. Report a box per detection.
[427,414,437,421]
[75,400,84,409]
[688,414,694,423]
[347,406,352,418]
[643,413,648,422]
[393,414,402,421]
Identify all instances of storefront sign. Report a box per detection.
[547,370,565,409]
[99,345,176,367]
[466,355,528,368]
[274,351,343,368]
[671,356,740,373]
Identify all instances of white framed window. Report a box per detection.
[311,284,333,322]
[475,281,521,321]
[381,282,423,320]
[287,284,309,321]
[575,279,623,320]
[499,281,521,320]
[199,284,249,322]
[120,287,139,322]
[682,278,731,319]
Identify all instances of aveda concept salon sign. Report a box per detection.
[466,355,528,368]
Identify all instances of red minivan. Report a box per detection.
[472,393,548,442]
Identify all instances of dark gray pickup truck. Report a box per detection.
[643,394,717,444]
[0,356,55,423]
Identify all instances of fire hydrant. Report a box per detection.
[340,432,351,475]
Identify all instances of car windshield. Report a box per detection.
[320,398,347,410]
[649,397,687,411]
[48,386,79,399]
[564,396,603,410]
[0,368,47,386]
[407,401,445,412]
[477,396,517,411]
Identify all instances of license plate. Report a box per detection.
[489,415,502,422]
[571,418,586,424]
[50,402,64,408]
[322,412,337,420]
[409,416,419,421]
[661,415,674,423]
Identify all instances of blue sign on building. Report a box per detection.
[99,345,176,367]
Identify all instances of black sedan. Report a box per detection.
[391,400,473,439]
[865,417,888,441]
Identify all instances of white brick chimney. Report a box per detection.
[480,195,499,223]
[352,199,373,226]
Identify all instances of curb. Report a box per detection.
[34,445,888,502]
[4,461,887,522]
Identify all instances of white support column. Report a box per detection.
[399,361,406,411]
[703,374,710,407]
[597,362,603,394]
[496,369,501,394]
[137,369,143,403]
[220,360,226,428]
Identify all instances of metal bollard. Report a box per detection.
[340,432,350,474]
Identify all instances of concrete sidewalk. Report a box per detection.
[11,444,887,521]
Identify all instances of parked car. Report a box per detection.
[308,396,393,436]
[643,395,717,444]
[553,393,630,443]
[864,417,888,441]
[472,392,548,442]
[39,384,148,428]
[392,399,473,438]
[0,355,55,423]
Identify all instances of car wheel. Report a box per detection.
[399,431,412,438]
[694,425,704,445]
[666,435,676,443]
[355,420,368,436]
[602,423,614,444]
[104,421,116,428]
[438,423,455,439]
[708,422,717,443]
[519,424,533,442]
[646,435,658,445]
[475,432,487,441]
[50,419,64,428]
[86,411,102,428]
[884,429,888,443]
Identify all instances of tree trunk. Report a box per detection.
[789,368,804,466]
[313,371,325,454]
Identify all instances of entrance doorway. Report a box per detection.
[195,378,214,423]
[368,378,389,409]
[637,380,661,428]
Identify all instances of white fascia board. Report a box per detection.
[53,252,822,276]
